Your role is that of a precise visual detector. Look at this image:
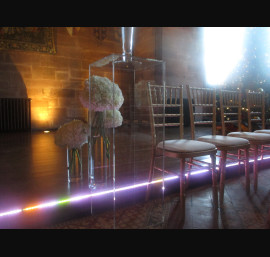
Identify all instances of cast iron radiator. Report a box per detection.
[0,98,31,132]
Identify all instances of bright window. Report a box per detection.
[203,27,246,86]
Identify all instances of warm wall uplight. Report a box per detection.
[38,110,49,121]
[31,106,51,129]
[33,107,49,121]
[203,27,246,86]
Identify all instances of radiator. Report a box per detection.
[0,98,31,132]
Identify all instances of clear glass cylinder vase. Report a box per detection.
[67,146,83,183]
[121,27,134,62]
[88,111,110,189]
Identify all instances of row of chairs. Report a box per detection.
[146,83,270,224]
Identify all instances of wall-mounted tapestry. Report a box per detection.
[0,27,56,54]
[93,27,121,43]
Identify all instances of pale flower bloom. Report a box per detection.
[79,75,124,111]
[134,80,155,108]
[55,119,89,149]
[104,109,123,128]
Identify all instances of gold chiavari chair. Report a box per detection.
[246,89,266,133]
[227,89,270,192]
[146,82,217,224]
[245,90,270,158]
[186,85,250,205]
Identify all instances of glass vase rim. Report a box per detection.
[89,54,165,71]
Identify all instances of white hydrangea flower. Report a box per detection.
[79,75,124,111]
[54,119,89,149]
[104,109,123,128]
[134,80,153,108]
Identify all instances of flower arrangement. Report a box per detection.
[55,119,89,149]
[79,75,124,112]
[104,109,123,128]
[134,80,153,108]
[55,73,124,182]
[55,119,89,182]
[79,75,124,160]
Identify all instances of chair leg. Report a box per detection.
[244,148,250,194]
[219,151,227,206]
[237,149,242,175]
[179,158,186,224]
[185,157,193,190]
[210,153,217,187]
[210,153,218,210]
[238,149,241,165]
[145,150,155,201]
[253,145,259,192]
[148,151,155,183]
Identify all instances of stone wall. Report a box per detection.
[0,27,123,130]
[0,27,203,130]
[160,27,205,97]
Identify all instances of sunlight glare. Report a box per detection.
[203,27,246,86]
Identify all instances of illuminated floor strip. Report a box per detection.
[1,156,270,219]
[0,176,177,218]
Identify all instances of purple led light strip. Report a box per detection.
[1,156,269,218]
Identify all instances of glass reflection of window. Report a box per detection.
[266,27,270,69]
[203,27,246,86]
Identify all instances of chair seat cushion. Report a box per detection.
[228,132,270,141]
[157,139,216,153]
[254,129,270,134]
[197,135,249,147]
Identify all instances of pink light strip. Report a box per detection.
[0,176,178,218]
[0,209,22,217]
[1,155,270,219]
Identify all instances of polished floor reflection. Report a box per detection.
[1,126,270,228]
[47,167,270,229]
[0,127,148,210]
[0,125,211,210]
[171,166,270,229]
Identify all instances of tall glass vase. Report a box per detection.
[87,27,166,228]
[67,146,83,183]
[121,27,134,62]
[88,111,110,189]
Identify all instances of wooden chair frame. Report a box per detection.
[246,89,270,159]
[226,89,270,192]
[186,85,251,204]
[246,89,265,132]
[147,82,218,224]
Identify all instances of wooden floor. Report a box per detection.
[167,168,270,229]
[46,168,270,229]
[1,125,270,229]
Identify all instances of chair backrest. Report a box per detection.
[219,89,242,135]
[147,83,184,146]
[246,90,265,131]
[186,85,216,139]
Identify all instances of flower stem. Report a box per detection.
[91,112,110,160]
[69,148,81,174]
